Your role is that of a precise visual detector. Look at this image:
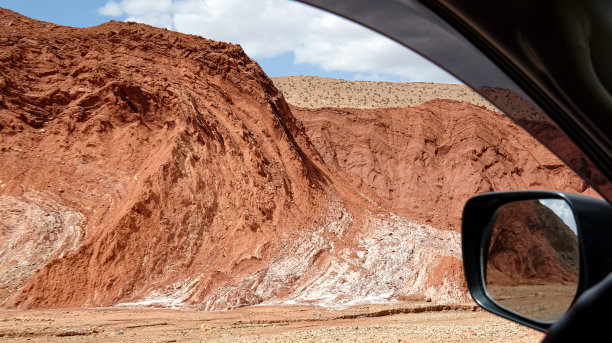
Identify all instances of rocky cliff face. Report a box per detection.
[0,9,467,309]
[291,102,594,232]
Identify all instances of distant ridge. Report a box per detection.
[271,75,499,111]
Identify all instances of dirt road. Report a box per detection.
[0,302,544,342]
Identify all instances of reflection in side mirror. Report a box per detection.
[485,199,579,323]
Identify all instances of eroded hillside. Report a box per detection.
[290,101,593,231]
[0,9,467,310]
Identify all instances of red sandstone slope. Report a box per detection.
[0,9,467,309]
[0,10,327,308]
[291,102,594,232]
[487,200,579,286]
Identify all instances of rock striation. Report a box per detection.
[291,102,595,232]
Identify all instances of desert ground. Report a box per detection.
[0,303,544,343]
[487,284,576,323]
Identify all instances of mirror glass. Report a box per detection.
[485,199,579,322]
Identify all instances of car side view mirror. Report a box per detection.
[462,191,612,332]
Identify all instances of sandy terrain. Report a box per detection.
[0,304,544,343]
[488,284,576,323]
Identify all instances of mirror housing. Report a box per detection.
[462,190,612,332]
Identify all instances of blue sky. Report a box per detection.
[0,0,459,83]
[539,199,578,235]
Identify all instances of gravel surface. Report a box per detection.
[0,303,545,342]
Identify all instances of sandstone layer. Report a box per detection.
[291,102,594,232]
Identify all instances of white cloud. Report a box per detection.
[98,0,123,17]
[97,0,458,82]
[294,14,454,82]
[124,0,173,28]
[171,0,312,58]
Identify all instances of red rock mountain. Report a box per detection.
[0,9,593,311]
[0,9,467,309]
